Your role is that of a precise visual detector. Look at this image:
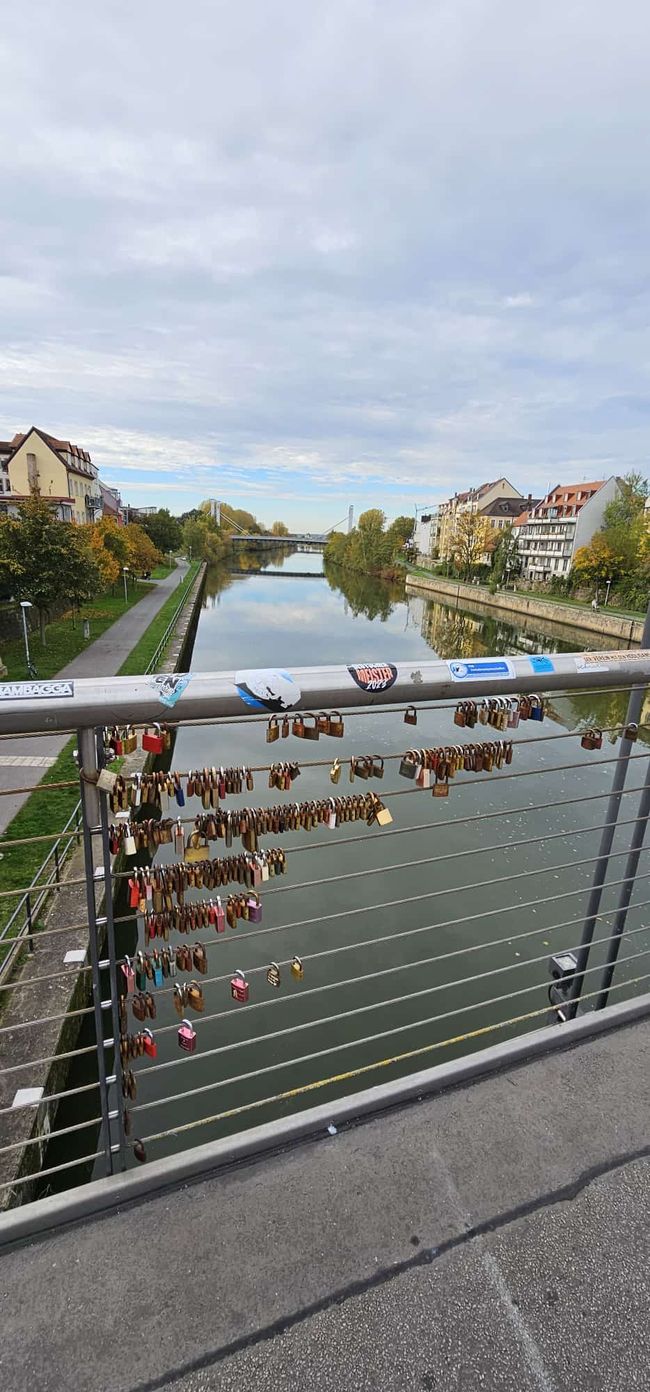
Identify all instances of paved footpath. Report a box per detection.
[0,564,187,836]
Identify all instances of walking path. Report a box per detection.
[0,564,187,835]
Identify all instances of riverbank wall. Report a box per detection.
[406,574,643,646]
[0,564,206,1207]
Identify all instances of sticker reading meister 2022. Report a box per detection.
[348,664,398,693]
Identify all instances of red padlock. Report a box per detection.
[178,1018,197,1053]
[230,969,249,1003]
[142,1027,157,1058]
[247,892,262,924]
[210,899,226,933]
[142,723,164,754]
[121,957,135,994]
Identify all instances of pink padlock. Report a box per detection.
[142,1027,157,1059]
[230,970,249,1003]
[121,957,135,994]
[214,898,226,933]
[247,892,262,924]
[178,1018,197,1053]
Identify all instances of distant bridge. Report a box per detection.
[230,534,327,547]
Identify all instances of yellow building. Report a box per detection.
[437,477,523,560]
[0,427,102,524]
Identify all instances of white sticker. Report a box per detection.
[0,680,75,700]
[235,669,301,711]
[574,648,650,673]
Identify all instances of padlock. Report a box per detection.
[302,714,320,741]
[230,969,249,1003]
[290,955,304,980]
[624,722,639,742]
[330,758,341,785]
[371,756,384,780]
[97,768,118,793]
[121,957,135,994]
[453,702,466,728]
[267,716,280,744]
[507,700,520,729]
[142,1027,157,1058]
[267,962,281,988]
[123,826,137,857]
[187,980,205,1012]
[292,714,305,739]
[530,695,545,722]
[317,712,331,735]
[152,952,163,988]
[399,751,418,779]
[142,723,164,754]
[404,705,418,726]
[133,1139,147,1163]
[111,727,124,756]
[178,1018,197,1053]
[355,756,371,780]
[329,711,344,737]
[374,798,393,826]
[214,898,226,932]
[135,954,148,992]
[247,892,263,923]
[327,798,337,830]
[123,725,138,754]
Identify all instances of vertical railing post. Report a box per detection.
[25,894,34,955]
[78,725,115,1178]
[98,779,128,1172]
[595,756,650,1010]
[54,842,61,887]
[565,598,650,1018]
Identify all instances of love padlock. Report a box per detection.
[247,892,262,923]
[142,1027,157,1058]
[178,1018,197,1053]
[121,957,135,994]
[142,723,164,754]
[230,970,249,1003]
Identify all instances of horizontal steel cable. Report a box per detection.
[135,969,650,1141]
[0,1146,112,1193]
[0,1111,107,1157]
[127,932,650,1112]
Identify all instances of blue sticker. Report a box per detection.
[447,658,515,681]
[150,673,191,708]
[234,669,301,712]
[529,655,555,674]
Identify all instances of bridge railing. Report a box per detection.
[0,646,649,1206]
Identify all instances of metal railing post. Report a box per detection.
[98,776,128,1172]
[25,894,34,955]
[54,843,60,887]
[595,756,650,1010]
[77,725,115,1178]
[565,598,650,1017]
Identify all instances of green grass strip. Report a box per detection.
[117,561,201,676]
[0,584,153,682]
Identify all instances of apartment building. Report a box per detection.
[438,477,523,559]
[516,478,621,579]
[0,427,103,524]
[413,506,440,562]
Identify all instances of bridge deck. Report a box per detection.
[2,1016,648,1391]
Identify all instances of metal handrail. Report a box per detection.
[0,565,201,984]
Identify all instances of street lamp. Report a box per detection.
[122,567,129,603]
[604,577,612,606]
[19,601,34,677]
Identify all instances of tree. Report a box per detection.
[491,524,521,585]
[0,496,100,643]
[572,533,625,586]
[450,513,496,580]
[139,508,182,554]
[123,523,162,574]
[270,521,290,536]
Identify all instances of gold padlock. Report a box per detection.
[290,955,304,980]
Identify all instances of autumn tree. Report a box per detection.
[123,523,162,574]
[572,533,625,587]
[0,497,100,643]
[270,520,290,536]
[449,512,496,579]
[139,508,182,554]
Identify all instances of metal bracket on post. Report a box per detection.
[565,599,650,1018]
[77,726,116,1178]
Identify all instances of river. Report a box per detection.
[42,550,650,1183]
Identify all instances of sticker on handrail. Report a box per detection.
[348,664,398,692]
[529,656,555,674]
[575,649,650,672]
[447,658,515,681]
[235,669,301,711]
[0,680,75,700]
[149,673,191,708]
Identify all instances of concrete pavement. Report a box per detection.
[0,564,187,834]
[0,1018,648,1391]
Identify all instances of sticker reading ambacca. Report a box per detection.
[348,663,398,693]
[235,669,302,712]
[574,648,650,673]
[0,679,75,700]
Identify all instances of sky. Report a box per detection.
[0,1,649,531]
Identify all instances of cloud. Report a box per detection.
[0,0,649,523]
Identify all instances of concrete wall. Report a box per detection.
[405,573,643,644]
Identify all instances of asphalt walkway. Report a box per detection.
[1,1017,648,1391]
[0,564,187,834]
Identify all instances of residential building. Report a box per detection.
[477,494,540,565]
[0,427,104,524]
[438,478,523,559]
[516,478,621,580]
[100,483,124,524]
[413,506,440,562]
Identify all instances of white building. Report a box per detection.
[516,478,621,580]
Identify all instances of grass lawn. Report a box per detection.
[150,562,176,580]
[1,582,154,682]
[0,560,201,956]
[117,561,200,676]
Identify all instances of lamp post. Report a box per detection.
[605,577,612,606]
[19,600,34,677]
[122,567,129,603]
